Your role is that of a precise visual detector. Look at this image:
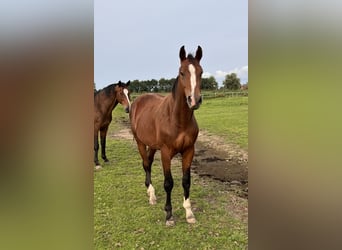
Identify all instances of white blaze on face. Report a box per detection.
[123,88,131,108]
[188,64,196,106]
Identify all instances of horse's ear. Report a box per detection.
[126,80,130,86]
[179,46,186,61]
[195,46,202,61]
[118,80,122,87]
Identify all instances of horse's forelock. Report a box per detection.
[186,54,199,64]
[187,54,195,60]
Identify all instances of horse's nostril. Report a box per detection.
[187,96,192,104]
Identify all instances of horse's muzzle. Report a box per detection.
[187,95,202,110]
[125,106,130,113]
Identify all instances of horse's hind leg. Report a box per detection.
[146,147,157,204]
[94,132,101,169]
[181,147,196,224]
[100,127,109,162]
[137,142,157,205]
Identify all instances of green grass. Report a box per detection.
[94,140,247,250]
[196,97,248,149]
[95,95,248,249]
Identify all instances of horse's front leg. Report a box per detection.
[161,148,174,226]
[181,146,196,224]
[100,126,109,162]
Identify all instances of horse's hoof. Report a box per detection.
[165,218,175,227]
[95,165,102,170]
[186,216,196,224]
[149,197,157,205]
[103,159,109,163]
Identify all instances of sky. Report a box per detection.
[94,0,248,89]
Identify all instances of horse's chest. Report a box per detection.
[173,131,197,150]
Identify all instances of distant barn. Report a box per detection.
[240,84,248,90]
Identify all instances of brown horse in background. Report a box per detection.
[94,81,131,168]
[130,46,203,226]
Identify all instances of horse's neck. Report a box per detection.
[171,85,193,127]
[104,91,118,113]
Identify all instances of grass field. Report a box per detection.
[196,96,248,149]
[94,96,248,249]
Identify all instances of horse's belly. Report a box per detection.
[133,121,160,148]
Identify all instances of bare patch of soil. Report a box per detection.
[193,131,248,198]
[110,118,248,199]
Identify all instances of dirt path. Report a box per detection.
[109,119,248,199]
[193,131,248,198]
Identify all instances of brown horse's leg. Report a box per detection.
[94,131,101,168]
[137,142,157,205]
[182,146,196,224]
[100,127,109,162]
[161,148,174,226]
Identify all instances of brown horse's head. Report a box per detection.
[115,80,131,113]
[179,46,203,110]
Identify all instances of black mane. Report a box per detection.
[94,83,116,97]
[172,77,179,99]
[103,84,116,97]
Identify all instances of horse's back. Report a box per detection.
[130,93,165,120]
[132,93,164,107]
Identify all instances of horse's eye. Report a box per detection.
[180,72,184,76]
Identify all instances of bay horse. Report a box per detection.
[94,80,131,168]
[130,46,203,226]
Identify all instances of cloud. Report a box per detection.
[202,66,248,86]
[211,65,248,84]
[228,65,248,80]
[215,70,228,78]
[202,72,212,78]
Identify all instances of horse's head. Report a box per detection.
[115,80,131,113]
[178,45,203,110]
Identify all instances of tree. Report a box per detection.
[159,78,173,92]
[222,73,241,90]
[201,76,218,90]
[129,79,141,93]
[149,79,159,92]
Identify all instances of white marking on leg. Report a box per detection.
[188,64,197,106]
[183,197,196,223]
[147,184,157,205]
[123,88,131,109]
